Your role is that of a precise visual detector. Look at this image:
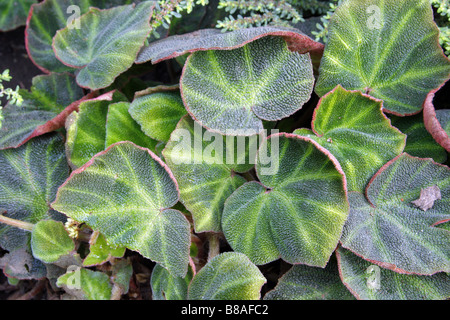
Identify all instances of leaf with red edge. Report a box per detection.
[340,153,450,275]
[136,26,324,67]
[0,73,86,150]
[424,87,450,152]
[52,142,191,277]
[0,0,37,32]
[337,247,450,300]
[52,2,154,90]
[25,0,135,73]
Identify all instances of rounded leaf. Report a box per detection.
[341,154,450,275]
[188,252,266,300]
[423,88,450,152]
[294,85,406,193]
[315,0,450,115]
[53,2,154,89]
[129,91,187,143]
[31,220,75,264]
[52,141,191,277]
[180,36,314,135]
[222,133,349,266]
[0,0,36,32]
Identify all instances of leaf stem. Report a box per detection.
[207,233,221,261]
[0,212,34,232]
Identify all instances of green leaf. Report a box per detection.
[187,252,266,300]
[57,267,112,300]
[424,88,450,152]
[136,26,324,65]
[66,91,157,168]
[151,263,194,300]
[51,142,191,277]
[0,0,37,32]
[337,247,450,300]
[180,36,314,135]
[389,113,447,163]
[293,85,406,193]
[105,101,159,150]
[264,256,354,300]
[31,220,75,264]
[111,258,133,295]
[83,231,125,267]
[340,154,450,275]
[26,0,136,73]
[0,73,85,149]
[129,91,187,143]
[0,134,69,252]
[53,2,154,90]
[222,133,349,266]
[163,115,258,233]
[315,0,450,115]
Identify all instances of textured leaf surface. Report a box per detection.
[264,257,354,300]
[222,133,349,266]
[0,0,36,31]
[315,0,450,115]
[53,2,154,89]
[136,26,324,65]
[424,88,450,152]
[389,113,447,163]
[188,252,266,300]
[25,0,134,73]
[341,154,450,275]
[129,91,187,143]
[31,220,75,264]
[83,231,125,267]
[105,101,159,149]
[0,134,69,252]
[151,263,193,300]
[66,91,156,168]
[337,247,450,300]
[163,116,255,232]
[0,73,85,149]
[181,36,314,135]
[52,142,191,277]
[57,267,112,300]
[294,85,406,193]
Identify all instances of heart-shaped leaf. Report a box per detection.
[0,0,37,31]
[187,252,266,300]
[136,26,324,65]
[264,256,354,300]
[0,73,86,150]
[25,0,136,73]
[31,220,75,264]
[340,154,450,275]
[163,115,261,233]
[180,36,315,135]
[294,85,406,193]
[389,113,447,163]
[57,267,113,300]
[51,141,191,277]
[151,263,194,300]
[83,231,125,267]
[0,134,69,253]
[423,88,450,152]
[53,2,154,90]
[337,247,450,300]
[129,91,187,143]
[222,133,349,266]
[315,0,450,115]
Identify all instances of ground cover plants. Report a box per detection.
[0,0,449,300]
